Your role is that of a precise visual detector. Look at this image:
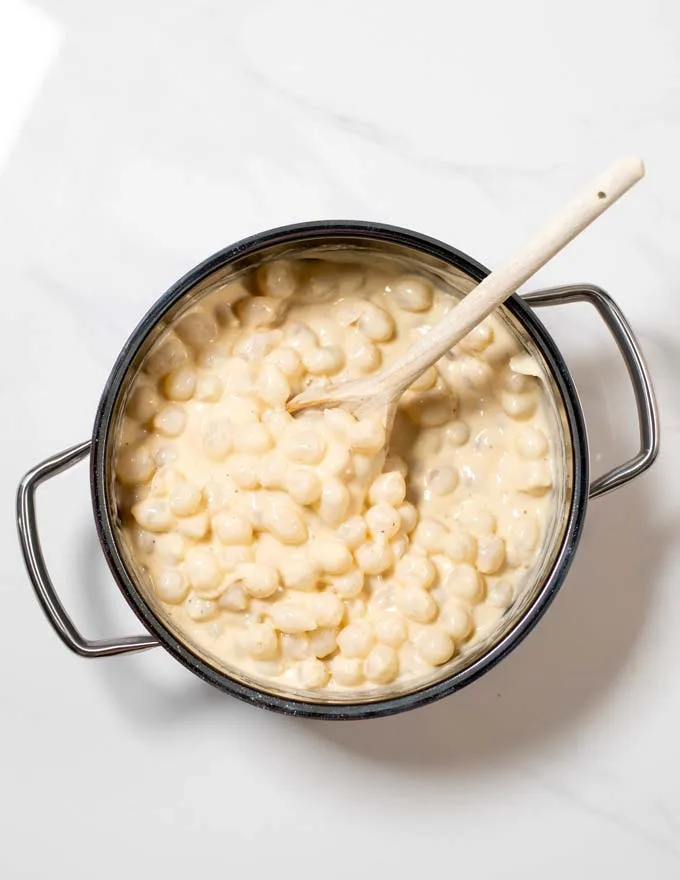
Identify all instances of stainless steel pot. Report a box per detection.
[16,222,659,719]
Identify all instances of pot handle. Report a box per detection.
[522,284,659,499]
[16,440,159,657]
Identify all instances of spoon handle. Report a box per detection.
[380,156,645,398]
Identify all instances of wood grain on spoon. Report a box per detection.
[288,156,645,421]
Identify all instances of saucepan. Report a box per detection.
[16,222,659,718]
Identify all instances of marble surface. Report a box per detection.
[2,1,679,876]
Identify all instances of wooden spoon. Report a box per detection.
[288,156,644,422]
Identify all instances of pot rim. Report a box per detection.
[90,220,589,720]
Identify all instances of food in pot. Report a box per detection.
[114,256,557,692]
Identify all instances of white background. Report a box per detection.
[2,1,679,876]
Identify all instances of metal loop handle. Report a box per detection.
[16,440,158,657]
[522,284,659,498]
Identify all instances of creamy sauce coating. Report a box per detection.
[114,257,557,694]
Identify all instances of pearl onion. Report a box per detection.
[346,598,367,621]
[153,405,187,438]
[353,342,381,373]
[439,600,473,640]
[213,512,253,545]
[134,530,156,554]
[309,539,353,575]
[337,620,375,658]
[413,519,448,553]
[328,567,365,599]
[302,346,346,376]
[349,418,386,454]
[369,471,406,506]
[240,330,285,364]
[218,583,249,611]
[270,601,317,634]
[364,645,399,684]
[355,541,394,575]
[416,627,455,666]
[442,530,477,564]
[169,480,203,516]
[278,629,310,663]
[145,336,188,378]
[323,404,356,432]
[326,444,354,478]
[126,385,160,422]
[258,452,287,489]
[287,323,318,351]
[163,365,197,401]
[227,455,261,489]
[488,580,514,609]
[256,260,297,299]
[155,533,185,565]
[175,310,218,349]
[279,552,319,592]
[516,426,549,459]
[258,363,290,408]
[501,367,534,393]
[337,516,368,550]
[184,594,217,621]
[308,627,338,658]
[132,498,173,533]
[234,422,273,455]
[185,548,222,594]
[365,503,401,540]
[331,656,364,687]
[234,296,284,327]
[318,479,351,525]
[155,569,188,604]
[397,503,418,534]
[390,276,433,312]
[266,346,303,380]
[358,303,394,341]
[177,512,209,540]
[406,393,456,428]
[459,323,494,352]
[285,469,322,506]
[398,588,438,623]
[282,426,327,464]
[202,418,232,461]
[245,623,279,660]
[391,535,409,560]
[313,592,345,628]
[425,466,458,497]
[262,501,308,545]
[116,447,156,485]
[519,462,553,494]
[395,553,436,590]
[501,391,537,420]
[445,565,483,602]
[155,447,177,467]
[444,421,470,446]
[476,534,506,574]
[298,658,329,689]
[222,358,256,396]
[254,533,284,567]
[410,366,438,392]
[263,408,295,435]
[236,562,279,599]
[375,615,408,647]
